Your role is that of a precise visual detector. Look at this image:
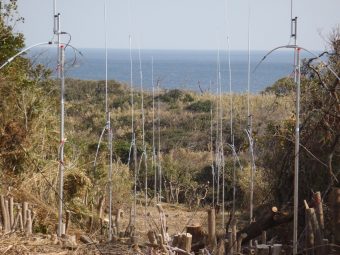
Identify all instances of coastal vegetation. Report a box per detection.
[0,1,339,253]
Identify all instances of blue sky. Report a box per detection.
[17,0,340,50]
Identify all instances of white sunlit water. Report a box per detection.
[29,48,311,93]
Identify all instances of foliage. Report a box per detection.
[186,99,212,112]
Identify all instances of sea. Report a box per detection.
[29,48,307,93]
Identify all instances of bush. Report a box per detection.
[186,100,212,112]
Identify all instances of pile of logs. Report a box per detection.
[0,195,34,234]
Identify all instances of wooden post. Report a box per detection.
[0,195,10,232]
[65,210,71,234]
[147,230,157,245]
[237,233,247,253]
[231,218,237,253]
[178,233,192,253]
[26,209,32,235]
[157,204,168,244]
[9,197,14,228]
[227,230,233,255]
[22,201,28,228]
[216,239,225,255]
[271,244,282,255]
[320,239,328,255]
[208,208,216,250]
[313,192,324,236]
[331,188,340,245]
[261,231,267,244]
[306,208,322,255]
[4,199,10,231]
[255,244,270,255]
[305,207,314,255]
[115,209,123,236]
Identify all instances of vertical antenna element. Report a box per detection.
[138,45,148,223]
[157,81,162,203]
[58,44,65,237]
[291,17,297,42]
[152,58,157,201]
[104,0,113,241]
[291,4,299,251]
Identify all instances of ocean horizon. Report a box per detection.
[29,48,308,93]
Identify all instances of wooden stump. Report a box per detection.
[261,231,267,245]
[255,244,269,255]
[186,224,206,252]
[237,233,247,253]
[271,244,282,255]
[0,195,10,232]
[305,207,314,255]
[9,197,14,228]
[22,201,28,230]
[313,192,324,236]
[227,230,233,255]
[207,208,216,250]
[306,208,322,255]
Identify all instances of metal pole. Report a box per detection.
[157,81,162,203]
[152,58,157,201]
[247,0,254,228]
[293,47,300,255]
[54,6,64,236]
[104,0,113,241]
[58,43,65,237]
[291,16,299,255]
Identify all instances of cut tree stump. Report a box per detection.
[186,224,206,252]
[305,206,314,255]
[207,208,216,250]
[271,244,282,255]
[306,208,322,255]
[255,244,270,255]
[0,195,10,232]
[9,197,14,228]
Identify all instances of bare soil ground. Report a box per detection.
[0,203,214,254]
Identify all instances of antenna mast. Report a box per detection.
[291,14,300,255]
[104,0,113,241]
[53,0,65,238]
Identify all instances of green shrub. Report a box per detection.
[186,100,212,112]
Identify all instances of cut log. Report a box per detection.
[79,235,93,244]
[238,206,293,243]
